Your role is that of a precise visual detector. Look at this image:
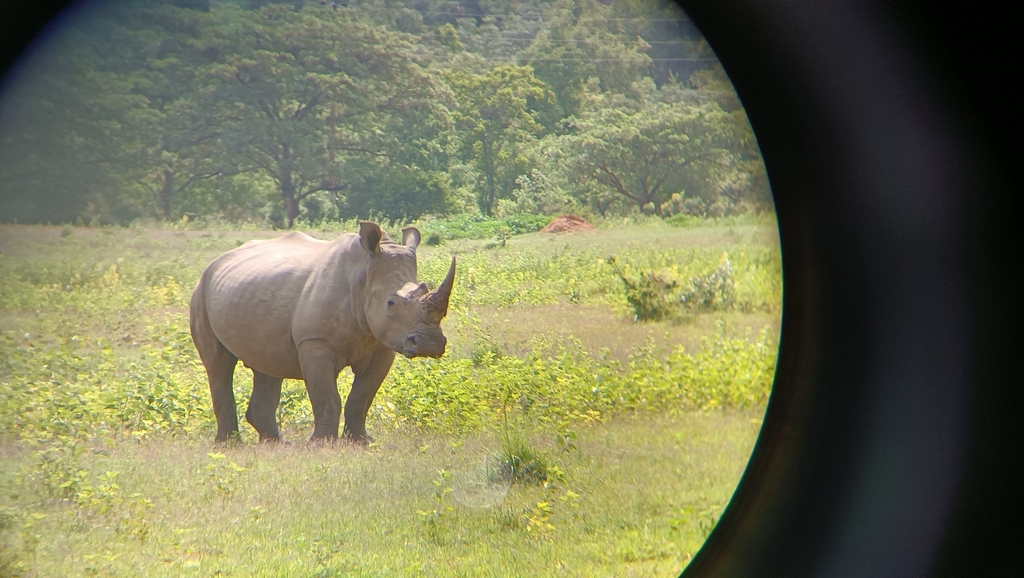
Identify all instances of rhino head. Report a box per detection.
[359,221,455,359]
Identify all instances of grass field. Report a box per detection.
[0,219,781,577]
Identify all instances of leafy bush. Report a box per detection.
[483,227,513,250]
[608,253,739,321]
[608,257,678,321]
[495,170,577,217]
[469,335,504,366]
[680,254,736,313]
[0,505,24,576]
[494,429,554,485]
[375,325,777,436]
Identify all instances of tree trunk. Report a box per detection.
[158,170,174,219]
[638,173,653,211]
[279,145,299,228]
[481,137,497,216]
[280,164,298,229]
[285,193,299,229]
[486,173,497,217]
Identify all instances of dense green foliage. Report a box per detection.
[0,0,770,226]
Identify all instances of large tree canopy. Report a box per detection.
[445,62,555,216]
[0,5,144,224]
[208,4,453,226]
[564,100,739,211]
[532,80,759,216]
[519,0,653,118]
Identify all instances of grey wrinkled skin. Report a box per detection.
[189,221,455,444]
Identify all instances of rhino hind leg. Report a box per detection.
[191,294,240,443]
[204,345,240,443]
[246,370,283,442]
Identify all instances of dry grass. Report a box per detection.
[437,222,779,258]
[2,412,761,577]
[0,224,274,264]
[452,302,781,361]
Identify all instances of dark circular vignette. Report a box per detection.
[677,2,1020,577]
[0,0,75,86]
[1,2,1019,577]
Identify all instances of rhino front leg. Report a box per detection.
[298,340,342,441]
[246,370,283,442]
[343,347,396,443]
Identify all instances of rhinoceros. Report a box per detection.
[189,221,455,444]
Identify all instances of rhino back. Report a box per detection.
[199,232,357,378]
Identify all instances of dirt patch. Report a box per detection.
[540,214,596,234]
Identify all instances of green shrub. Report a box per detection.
[3,319,776,445]
[680,254,736,313]
[414,241,779,313]
[494,429,554,485]
[376,325,776,437]
[608,257,678,321]
[608,254,738,321]
[0,505,28,577]
[469,336,504,366]
[663,211,778,228]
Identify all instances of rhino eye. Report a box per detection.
[387,299,396,307]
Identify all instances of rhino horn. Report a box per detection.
[423,256,456,322]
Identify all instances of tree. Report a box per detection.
[519,0,652,118]
[0,2,248,224]
[546,85,745,214]
[208,3,453,227]
[125,97,244,221]
[116,6,253,220]
[445,61,554,215]
[0,1,167,225]
[1,0,765,226]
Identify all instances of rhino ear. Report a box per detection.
[401,227,421,250]
[359,221,382,255]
